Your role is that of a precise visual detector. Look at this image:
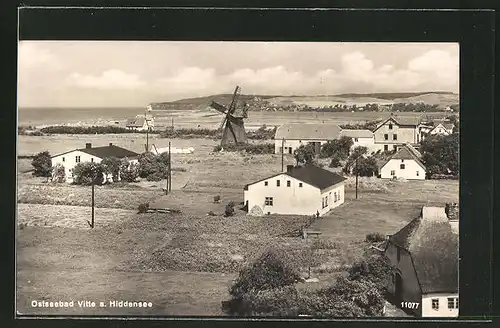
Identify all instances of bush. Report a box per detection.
[160,127,221,139]
[119,159,140,182]
[72,162,106,185]
[347,254,393,292]
[329,157,342,168]
[138,152,169,181]
[31,151,52,179]
[138,203,149,213]
[247,125,277,140]
[214,195,221,203]
[229,249,301,299]
[319,137,353,159]
[225,201,235,217]
[213,143,274,154]
[365,232,386,243]
[51,163,66,183]
[101,156,122,182]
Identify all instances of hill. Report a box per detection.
[149,92,459,112]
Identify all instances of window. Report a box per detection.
[264,181,268,186]
[62,157,65,162]
[334,192,337,202]
[75,156,81,163]
[276,180,280,187]
[448,297,458,309]
[288,148,292,154]
[416,171,419,176]
[324,196,328,207]
[400,164,406,170]
[91,158,94,163]
[265,197,274,206]
[384,145,389,151]
[287,180,291,187]
[393,134,398,140]
[354,138,359,142]
[299,183,303,188]
[389,123,393,130]
[384,134,389,140]
[432,299,440,310]
[393,145,397,151]
[391,170,395,176]
[401,159,404,163]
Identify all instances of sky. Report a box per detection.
[18,41,459,108]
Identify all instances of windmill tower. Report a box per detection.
[209,86,248,146]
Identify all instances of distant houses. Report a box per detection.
[51,143,139,183]
[125,114,155,131]
[384,204,459,317]
[428,123,454,136]
[243,164,346,216]
[379,144,426,180]
[274,123,342,155]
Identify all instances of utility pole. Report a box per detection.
[168,141,172,193]
[281,138,284,171]
[171,117,174,130]
[87,170,96,228]
[355,156,359,199]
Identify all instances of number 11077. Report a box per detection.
[401,302,420,309]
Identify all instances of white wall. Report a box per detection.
[245,173,322,216]
[319,182,345,215]
[380,159,425,180]
[421,293,459,317]
[349,137,379,154]
[430,125,450,136]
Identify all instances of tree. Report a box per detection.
[446,114,459,131]
[319,136,353,160]
[138,152,169,181]
[420,133,459,177]
[72,162,106,185]
[31,151,52,180]
[119,158,140,182]
[293,144,316,166]
[225,201,235,217]
[343,146,368,174]
[352,156,379,177]
[101,156,121,182]
[51,163,66,183]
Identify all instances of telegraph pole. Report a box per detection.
[281,138,284,171]
[87,170,96,228]
[168,141,172,193]
[355,156,359,199]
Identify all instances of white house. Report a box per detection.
[243,164,346,216]
[339,129,376,153]
[51,143,139,183]
[274,123,342,155]
[384,205,459,317]
[125,114,154,131]
[379,144,426,180]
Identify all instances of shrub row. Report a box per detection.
[213,143,274,154]
[39,125,160,134]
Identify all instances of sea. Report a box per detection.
[18,107,145,126]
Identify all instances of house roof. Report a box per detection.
[373,115,420,132]
[388,208,458,294]
[340,129,374,138]
[274,123,342,140]
[52,145,139,159]
[244,165,346,191]
[443,123,454,130]
[380,144,426,170]
[126,117,146,127]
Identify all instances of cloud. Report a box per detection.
[18,42,62,70]
[66,69,146,90]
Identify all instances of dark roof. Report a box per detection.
[287,164,346,190]
[275,123,342,140]
[126,117,146,127]
[80,145,139,159]
[53,145,139,159]
[380,145,426,170]
[388,211,459,294]
[244,165,346,191]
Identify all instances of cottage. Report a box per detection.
[125,114,154,131]
[373,115,421,152]
[379,144,426,180]
[243,164,346,216]
[51,143,139,183]
[384,205,459,317]
[339,129,376,153]
[274,123,342,155]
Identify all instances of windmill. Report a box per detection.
[209,86,248,146]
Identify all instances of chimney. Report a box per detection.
[109,143,113,147]
[85,143,92,149]
[286,165,294,172]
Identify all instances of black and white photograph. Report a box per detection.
[16,40,460,318]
